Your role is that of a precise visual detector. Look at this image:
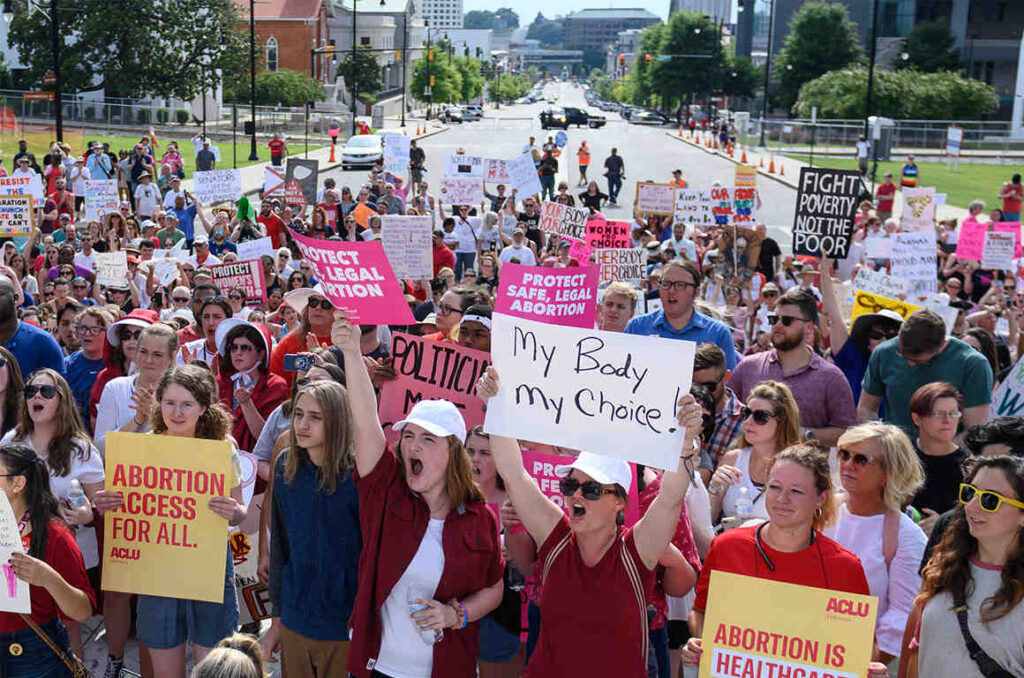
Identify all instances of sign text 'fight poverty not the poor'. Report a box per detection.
[792,168,861,258]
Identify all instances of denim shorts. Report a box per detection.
[0,618,72,678]
[478,614,520,663]
[136,548,238,649]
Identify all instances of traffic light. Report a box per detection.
[428,49,434,61]
[618,54,625,66]
[645,54,652,64]
[430,75,435,86]
[396,50,401,60]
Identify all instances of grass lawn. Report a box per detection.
[784,154,1016,210]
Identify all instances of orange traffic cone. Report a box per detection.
[780,163,785,176]
[714,139,719,150]
[678,127,683,137]
[768,157,776,173]
[759,156,763,168]
[329,142,335,162]
[728,143,734,157]
[741,148,747,163]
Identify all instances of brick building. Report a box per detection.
[232,0,332,81]
[562,8,662,52]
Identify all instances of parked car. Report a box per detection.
[439,106,464,123]
[561,107,606,128]
[630,110,670,125]
[340,134,383,169]
[463,104,484,119]
[539,106,568,129]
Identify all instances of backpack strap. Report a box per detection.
[882,509,900,570]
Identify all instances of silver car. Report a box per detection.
[340,134,383,169]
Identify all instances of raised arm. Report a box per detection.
[819,257,848,355]
[476,367,564,547]
[332,311,386,476]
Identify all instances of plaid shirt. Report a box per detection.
[700,389,745,470]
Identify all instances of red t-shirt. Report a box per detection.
[433,243,455,276]
[1002,182,1023,214]
[315,202,339,231]
[524,517,656,678]
[693,525,869,613]
[267,138,286,158]
[875,183,896,212]
[0,520,96,632]
[257,213,285,249]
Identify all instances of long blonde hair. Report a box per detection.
[285,382,355,494]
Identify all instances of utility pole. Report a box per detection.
[863,0,879,138]
[758,0,775,147]
[351,0,359,135]
[49,0,62,142]
[401,11,407,128]
[248,0,259,161]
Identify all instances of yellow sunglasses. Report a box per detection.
[958,483,1024,513]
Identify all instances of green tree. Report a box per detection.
[455,57,485,102]
[527,14,563,47]
[719,55,760,99]
[646,12,718,107]
[794,67,998,119]
[898,19,961,72]
[223,69,323,107]
[494,8,519,28]
[9,0,246,99]
[775,2,862,111]
[411,55,462,103]
[335,46,383,96]
[489,73,528,101]
[463,10,494,29]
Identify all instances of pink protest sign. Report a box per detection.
[521,448,640,526]
[564,236,593,264]
[208,259,266,305]
[494,263,598,328]
[994,221,1023,258]
[586,219,631,249]
[955,219,988,261]
[289,228,415,324]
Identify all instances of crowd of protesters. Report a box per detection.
[0,124,1019,678]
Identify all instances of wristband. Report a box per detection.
[457,601,469,629]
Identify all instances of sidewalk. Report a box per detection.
[666,129,969,223]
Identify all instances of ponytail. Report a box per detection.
[0,444,63,558]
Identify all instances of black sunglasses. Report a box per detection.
[767,314,806,327]
[868,328,898,341]
[559,477,617,501]
[172,297,190,303]
[118,328,143,342]
[837,448,876,467]
[25,384,58,400]
[694,379,721,391]
[306,298,333,310]
[740,406,775,425]
[229,294,245,301]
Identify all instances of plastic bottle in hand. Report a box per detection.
[734,486,754,524]
[68,479,86,508]
[407,589,443,645]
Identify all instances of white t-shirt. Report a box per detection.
[162,189,186,209]
[70,165,90,195]
[95,375,150,453]
[499,243,536,266]
[375,518,445,678]
[720,447,770,524]
[856,140,869,160]
[134,183,159,217]
[452,217,480,254]
[180,338,218,369]
[74,250,97,271]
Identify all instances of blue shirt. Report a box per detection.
[171,204,197,240]
[832,340,868,405]
[64,351,105,425]
[625,308,738,369]
[6,321,67,380]
[209,239,237,257]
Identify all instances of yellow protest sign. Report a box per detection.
[102,432,232,603]
[700,572,877,678]
[850,290,922,321]
[734,164,757,189]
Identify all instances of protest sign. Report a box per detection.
[0,195,32,237]
[982,231,1016,270]
[733,186,756,225]
[95,251,128,287]
[955,218,988,261]
[102,432,233,602]
[734,164,757,188]
[864,237,891,259]
[378,333,489,445]
[193,170,242,204]
[208,259,266,305]
[993,358,1024,417]
[792,168,861,258]
[565,236,594,264]
[484,314,695,470]
[289,229,415,324]
[263,165,284,195]
[148,258,180,287]
[521,448,639,526]
[440,176,483,205]
[0,172,44,206]
[901,187,936,232]
[84,180,119,222]
[711,185,734,225]
[920,296,959,335]
[674,188,714,227]
[595,248,645,286]
[484,158,510,183]
[0,491,29,613]
[286,158,319,206]
[507,153,543,198]
[699,571,877,678]
[236,236,275,262]
[495,263,598,328]
[538,201,589,239]
[634,182,676,215]
[890,231,937,297]
[445,154,484,178]
[352,202,375,229]
[230,490,270,624]
[586,219,631,249]
[851,267,909,299]
[994,221,1022,258]
[381,215,433,280]
[382,133,411,176]
[851,291,922,322]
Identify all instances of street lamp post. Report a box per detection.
[248,0,259,161]
[863,0,879,139]
[351,0,359,135]
[401,11,407,128]
[758,0,776,147]
[49,0,62,142]
[425,21,432,119]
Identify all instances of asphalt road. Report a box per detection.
[325,81,799,253]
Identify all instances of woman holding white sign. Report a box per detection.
[475,367,703,678]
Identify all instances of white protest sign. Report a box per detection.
[444,154,484,178]
[982,231,1016,271]
[901,187,936,232]
[852,267,909,299]
[263,165,285,194]
[440,176,483,205]
[193,169,242,204]
[920,296,959,336]
[993,358,1024,417]
[381,215,433,280]
[507,153,543,198]
[151,258,180,286]
[890,231,936,297]
[674,188,714,227]
[634,182,676,215]
[237,237,275,262]
[484,314,694,470]
[595,248,646,286]
[382,134,411,176]
[95,251,128,287]
[0,173,45,206]
[85,180,119,222]
[0,491,30,613]
[538,202,589,240]
[864,236,891,259]
[485,158,511,183]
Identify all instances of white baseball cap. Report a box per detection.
[393,399,467,443]
[555,452,632,493]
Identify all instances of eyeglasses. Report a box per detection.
[958,483,1024,512]
[118,328,143,342]
[75,326,104,337]
[559,478,617,501]
[926,410,962,420]
[229,294,245,301]
[43,291,54,298]
[306,298,333,311]
[661,280,698,292]
[437,303,463,316]
[762,291,778,298]
[837,447,877,467]
[228,343,255,354]
[25,385,58,400]
[740,406,775,425]
[767,314,807,327]
[694,379,722,391]
[173,297,190,303]
[869,329,898,341]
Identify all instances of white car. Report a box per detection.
[340,134,383,169]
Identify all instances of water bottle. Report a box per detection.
[734,486,754,524]
[67,479,86,509]
[406,589,443,645]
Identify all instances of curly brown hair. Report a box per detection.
[151,364,233,441]
[921,456,1024,622]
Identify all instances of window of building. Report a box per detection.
[361,36,371,46]
[266,36,279,71]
